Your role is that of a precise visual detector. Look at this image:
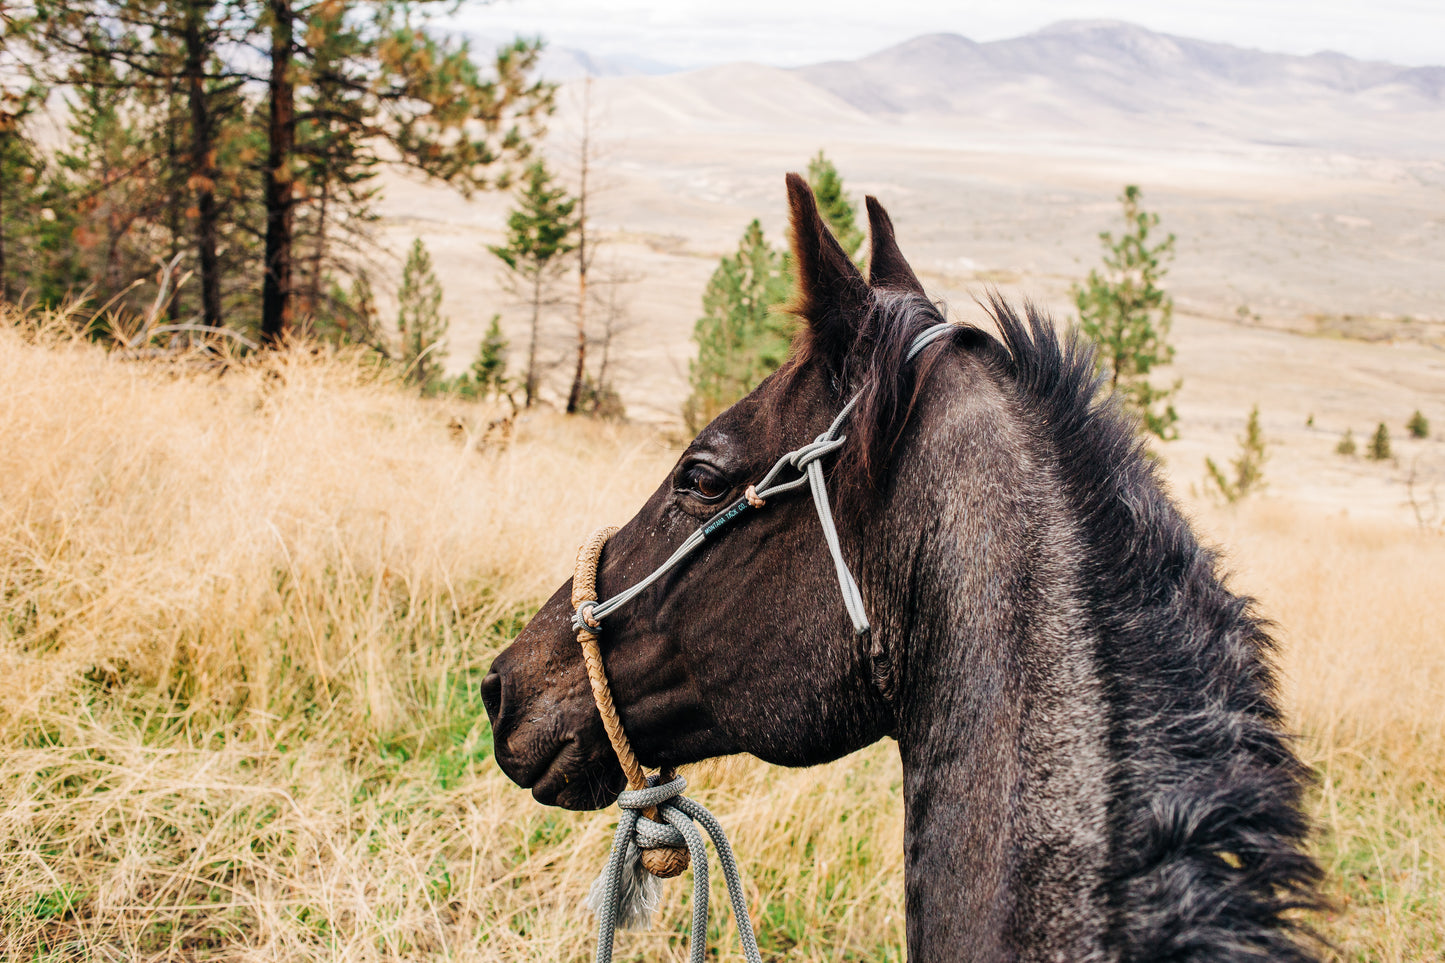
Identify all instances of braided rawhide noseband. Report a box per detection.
[571,526,689,879]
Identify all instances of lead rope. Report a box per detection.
[573,528,762,963]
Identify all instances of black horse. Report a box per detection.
[484,175,1322,962]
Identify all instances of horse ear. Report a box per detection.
[865,195,925,295]
[786,172,870,364]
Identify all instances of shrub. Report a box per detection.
[1074,185,1180,441]
[1206,404,1268,502]
[1407,410,1429,439]
[1336,428,1357,456]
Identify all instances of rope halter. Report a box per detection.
[570,320,955,642]
[573,528,762,963]
[567,321,955,962]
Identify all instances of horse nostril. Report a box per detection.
[480,670,505,728]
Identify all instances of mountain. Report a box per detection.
[780,20,1445,153]
[574,21,1445,156]
[796,20,1443,117]
[536,46,678,81]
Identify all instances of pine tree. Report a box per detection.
[488,160,577,407]
[259,5,552,344]
[397,238,447,391]
[1336,428,1357,457]
[683,219,794,431]
[1206,405,1268,502]
[314,273,383,349]
[0,80,45,303]
[807,151,864,262]
[26,0,254,327]
[1368,423,1392,461]
[1074,185,1180,440]
[1407,410,1429,439]
[679,154,861,429]
[470,313,510,399]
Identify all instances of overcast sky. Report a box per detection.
[449,0,1445,69]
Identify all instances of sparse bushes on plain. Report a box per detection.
[1206,404,1268,502]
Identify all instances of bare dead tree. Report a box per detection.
[587,253,643,398]
[1405,456,1444,535]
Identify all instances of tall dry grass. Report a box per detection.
[1194,503,1445,960]
[0,304,1439,960]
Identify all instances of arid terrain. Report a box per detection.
[375,22,1445,525]
[2,22,1440,963]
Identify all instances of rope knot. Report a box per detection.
[571,601,600,634]
[618,776,690,878]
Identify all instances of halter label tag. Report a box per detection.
[702,497,753,539]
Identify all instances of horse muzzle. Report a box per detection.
[483,618,626,811]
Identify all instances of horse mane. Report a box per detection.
[803,292,1324,958]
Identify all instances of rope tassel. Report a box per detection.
[586,776,762,963]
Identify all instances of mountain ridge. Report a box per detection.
[793,20,1443,118]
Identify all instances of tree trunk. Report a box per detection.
[306,172,329,322]
[0,158,8,303]
[525,271,541,407]
[261,0,296,345]
[565,79,592,414]
[165,78,184,322]
[183,0,223,328]
[566,262,586,411]
[566,245,586,412]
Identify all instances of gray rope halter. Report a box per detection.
[574,320,956,638]
[575,321,955,961]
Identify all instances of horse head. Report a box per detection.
[483,174,927,810]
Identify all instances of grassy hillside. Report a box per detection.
[0,308,1440,960]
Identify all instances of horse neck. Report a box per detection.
[874,349,1318,962]
[873,365,1113,962]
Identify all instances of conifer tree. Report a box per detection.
[1206,405,1268,502]
[680,154,863,428]
[807,151,864,262]
[1074,185,1180,440]
[0,80,44,302]
[1369,423,1392,461]
[470,313,510,399]
[26,0,252,326]
[683,219,794,431]
[259,4,551,344]
[488,160,577,407]
[397,237,447,391]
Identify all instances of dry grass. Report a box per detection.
[0,304,1438,960]
[1193,503,1445,960]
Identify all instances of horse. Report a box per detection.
[483,174,1322,962]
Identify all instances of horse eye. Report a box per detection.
[680,463,729,502]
